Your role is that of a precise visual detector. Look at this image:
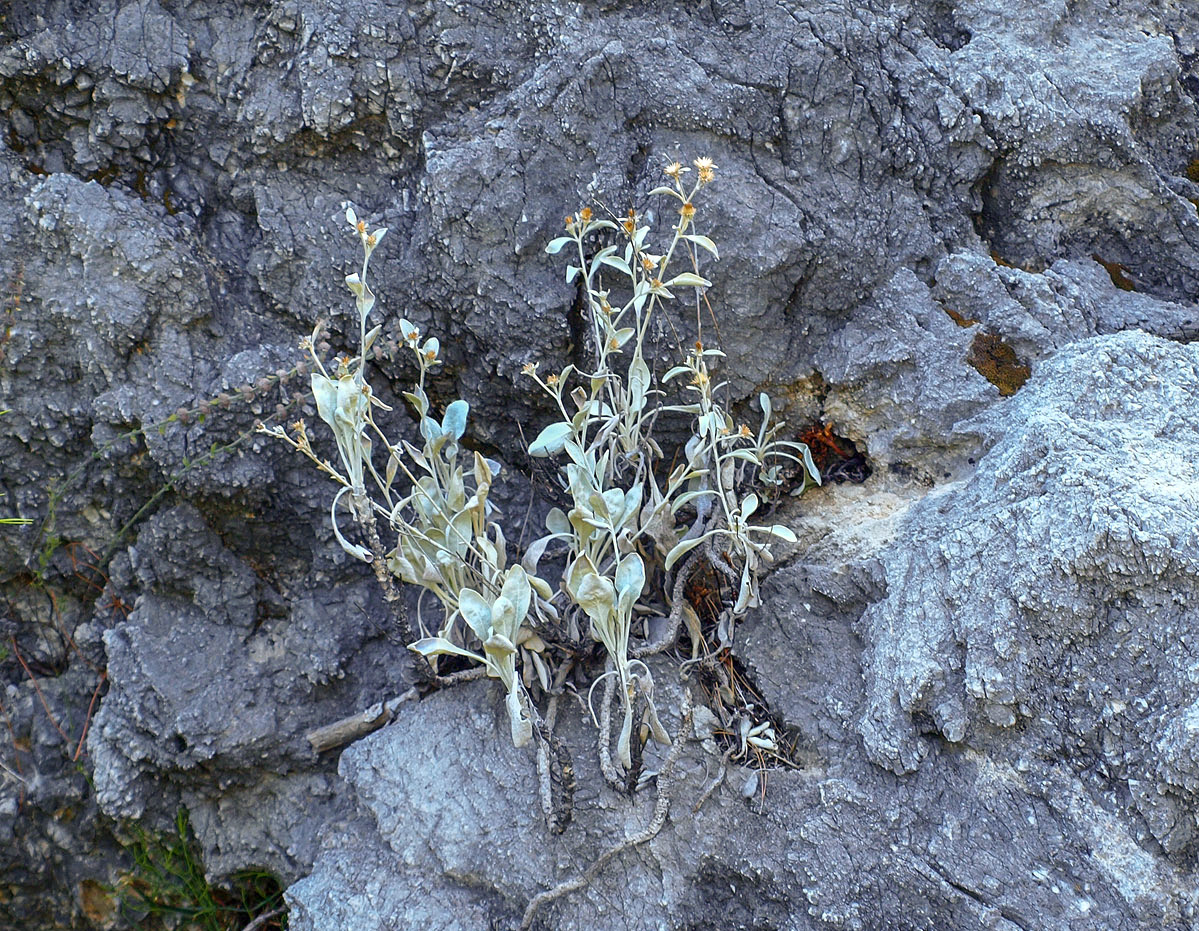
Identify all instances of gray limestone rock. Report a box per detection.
[858,331,1199,776]
[3,0,1199,928]
[287,668,1199,931]
[85,502,413,882]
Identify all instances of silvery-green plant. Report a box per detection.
[264,159,819,792]
[262,208,553,748]
[518,157,819,776]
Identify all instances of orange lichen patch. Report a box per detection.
[990,250,1045,273]
[798,421,848,470]
[1092,254,1137,291]
[943,306,980,327]
[968,331,1030,396]
[79,879,117,928]
[790,421,870,484]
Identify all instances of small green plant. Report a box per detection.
[116,810,286,931]
[263,157,818,797]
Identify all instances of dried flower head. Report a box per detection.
[664,160,689,180]
[679,202,696,223]
[693,156,716,184]
[521,361,538,376]
[622,209,637,236]
[579,206,593,222]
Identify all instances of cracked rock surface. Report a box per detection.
[3,0,1199,928]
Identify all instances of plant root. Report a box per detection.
[535,696,576,834]
[520,688,694,930]
[596,673,625,791]
[632,549,703,658]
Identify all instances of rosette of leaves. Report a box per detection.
[661,350,822,626]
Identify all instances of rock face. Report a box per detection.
[2,1,1199,929]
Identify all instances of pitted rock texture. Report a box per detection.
[2,0,1199,928]
[287,674,1199,931]
[87,502,410,880]
[858,332,1199,838]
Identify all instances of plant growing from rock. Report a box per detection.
[262,157,819,814]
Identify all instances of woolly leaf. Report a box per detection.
[459,588,493,642]
[664,535,705,571]
[529,421,572,457]
[442,399,469,441]
[682,234,719,259]
[410,638,485,664]
[665,272,711,289]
